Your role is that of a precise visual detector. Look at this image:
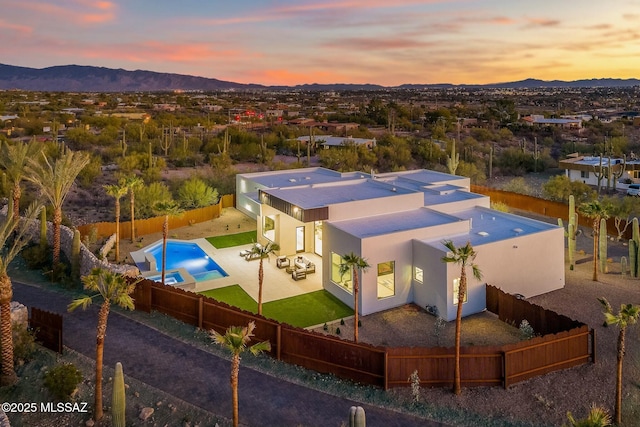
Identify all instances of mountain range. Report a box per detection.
[1,63,639,92]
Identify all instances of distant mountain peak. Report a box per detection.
[0,63,638,92]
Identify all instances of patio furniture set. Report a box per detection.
[276,255,315,281]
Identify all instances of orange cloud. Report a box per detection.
[7,0,116,25]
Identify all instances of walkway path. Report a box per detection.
[13,280,448,427]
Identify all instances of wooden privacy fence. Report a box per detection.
[77,194,235,240]
[129,279,593,390]
[471,185,629,239]
[30,307,63,354]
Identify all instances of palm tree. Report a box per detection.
[68,268,138,421]
[103,180,128,262]
[578,200,610,281]
[210,321,270,427]
[339,252,370,343]
[248,242,280,315]
[565,404,612,427]
[0,138,44,219]
[121,175,143,243]
[442,240,482,395]
[26,148,90,267]
[152,200,183,285]
[0,202,41,386]
[598,297,640,425]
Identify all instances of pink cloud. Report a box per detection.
[7,0,116,25]
[0,19,32,35]
[523,17,561,28]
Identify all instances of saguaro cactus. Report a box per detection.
[621,256,628,277]
[446,138,459,175]
[599,218,608,273]
[349,406,366,427]
[558,195,578,270]
[112,362,126,427]
[629,218,639,277]
[71,229,81,282]
[39,208,47,248]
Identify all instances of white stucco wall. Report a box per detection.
[472,228,565,298]
[327,192,423,221]
[322,223,363,312]
[413,240,486,322]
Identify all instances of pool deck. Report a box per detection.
[127,212,323,304]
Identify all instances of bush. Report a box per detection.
[519,319,536,340]
[21,243,51,270]
[44,363,83,401]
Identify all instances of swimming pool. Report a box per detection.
[132,239,228,282]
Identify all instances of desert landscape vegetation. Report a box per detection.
[0,86,639,426]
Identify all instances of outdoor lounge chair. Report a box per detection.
[292,269,306,281]
[276,256,290,269]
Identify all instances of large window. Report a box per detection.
[414,266,423,283]
[331,252,352,293]
[377,261,395,299]
[263,215,275,241]
[452,278,468,305]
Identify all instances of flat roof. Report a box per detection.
[422,189,487,206]
[262,179,415,209]
[377,169,469,186]
[421,206,559,248]
[330,208,461,238]
[240,167,369,189]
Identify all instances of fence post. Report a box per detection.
[591,328,596,364]
[502,351,508,389]
[198,295,204,329]
[276,324,281,360]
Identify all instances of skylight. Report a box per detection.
[477,231,489,237]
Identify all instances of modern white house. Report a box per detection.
[236,167,564,321]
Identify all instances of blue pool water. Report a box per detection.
[142,240,228,282]
[145,271,185,285]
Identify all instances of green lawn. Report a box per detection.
[206,231,256,248]
[199,285,353,328]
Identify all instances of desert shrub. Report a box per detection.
[408,370,421,403]
[490,201,511,212]
[21,243,51,270]
[44,363,83,401]
[502,177,532,195]
[519,319,536,340]
[177,177,219,209]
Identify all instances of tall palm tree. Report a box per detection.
[442,240,482,395]
[0,138,44,219]
[248,241,280,315]
[598,297,640,425]
[68,268,138,421]
[339,252,370,344]
[26,149,90,267]
[103,180,128,262]
[210,321,270,427]
[121,175,143,243]
[152,200,183,285]
[0,202,41,386]
[578,200,610,281]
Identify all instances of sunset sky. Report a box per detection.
[2,0,639,86]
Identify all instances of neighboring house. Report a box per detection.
[559,155,640,189]
[236,167,564,321]
[296,135,376,149]
[522,115,582,129]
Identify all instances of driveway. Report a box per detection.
[13,280,448,427]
